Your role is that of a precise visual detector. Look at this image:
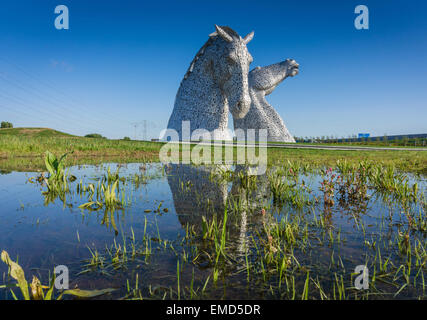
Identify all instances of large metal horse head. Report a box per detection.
[166,25,254,141]
[209,25,254,119]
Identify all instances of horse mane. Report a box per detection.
[183,26,239,80]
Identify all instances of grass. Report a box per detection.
[0,128,162,171]
[0,127,426,175]
[0,127,73,138]
[0,128,162,158]
[267,148,427,175]
[268,140,427,148]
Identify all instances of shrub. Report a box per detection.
[84,133,106,139]
[1,121,13,128]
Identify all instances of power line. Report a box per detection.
[0,91,95,133]
[0,73,102,131]
[130,121,143,140]
[0,103,48,124]
[0,57,122,124]
[130,120,158,140]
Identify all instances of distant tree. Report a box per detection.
[84,133,106,139]
[1,121,13,128]
[414,138,419,146]
[402,136,409,146]
[123,136,131,141]
[383,134,388,145]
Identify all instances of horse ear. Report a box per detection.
[215,25,233,43]
[243,31,254,44]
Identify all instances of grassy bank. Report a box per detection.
[267,147,427,175]
[0,127,73,138]
[0,128,426,174]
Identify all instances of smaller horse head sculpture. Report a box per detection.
[233,59,299,142]
[249,59,299,95]
[210,25,254,119]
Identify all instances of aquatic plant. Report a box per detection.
[8,158,427,300]
[1,250,115,300]
[28,151,77,205]
[319,167,337,207]
[268,170,312,209]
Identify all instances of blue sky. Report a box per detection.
[0,0,426,139]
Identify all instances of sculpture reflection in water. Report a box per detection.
[166,163,272,264]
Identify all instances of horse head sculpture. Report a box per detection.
[166,25,254,141]
[210,25,254,119]
[233,59,299,142]
[249,59,299,95]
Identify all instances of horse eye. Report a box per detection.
[227,56,237,64]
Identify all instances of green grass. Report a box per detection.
[0,127,163,171]
[0,127,426,175]
[267,141,427,149]
[267,148,427,175]
[0,127,74,138]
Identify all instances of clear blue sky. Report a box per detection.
[0,0,426,139]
